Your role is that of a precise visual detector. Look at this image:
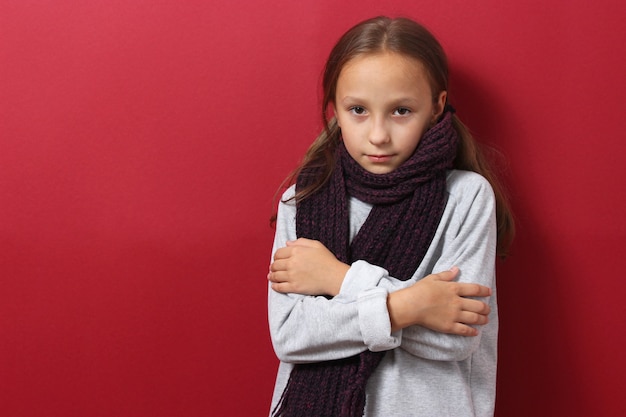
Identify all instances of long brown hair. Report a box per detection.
[277,16,515,257]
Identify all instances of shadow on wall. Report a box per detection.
[448,65,590,416]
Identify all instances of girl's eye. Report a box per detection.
[349,106,366,115]
[393,107,411,116]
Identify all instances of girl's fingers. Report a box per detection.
[432,267,459,282]
[273,247,292,260]
[458,310,489,326]
[462,298,491,315]
[448,323,479,337]
[456,282,491,298]
[270,281,291,294]
[269,259,289,273]
[268,271,288,283]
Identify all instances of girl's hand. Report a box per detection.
[387,267,491,336]
[268,238,350,297]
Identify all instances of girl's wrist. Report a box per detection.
[328,262,350,296]
[387,289,418,332]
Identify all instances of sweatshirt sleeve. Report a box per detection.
[398,172,498,361]
[267,187,401,364]
[336,171,498,361]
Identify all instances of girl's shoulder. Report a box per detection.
[280,184,297,202]
[446,170,496,207]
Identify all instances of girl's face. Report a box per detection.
[334,52,446,174]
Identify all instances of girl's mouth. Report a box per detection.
[367,154,393,162]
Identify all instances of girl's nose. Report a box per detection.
[368,117,390,145]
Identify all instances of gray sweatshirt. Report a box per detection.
[268,170,498,417]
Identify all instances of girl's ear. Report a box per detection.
[432,91,447,121]
[330,103,340,127]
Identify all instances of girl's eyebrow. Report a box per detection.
[339,96,364,104]
[391,97,419,106]
[340,96,420,106]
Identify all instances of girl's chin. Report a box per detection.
[358,163,398,175]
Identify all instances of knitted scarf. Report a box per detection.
[272,112,458,417]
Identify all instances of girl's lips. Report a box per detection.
[367,154,393,162]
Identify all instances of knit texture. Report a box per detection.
[272,112,458,417]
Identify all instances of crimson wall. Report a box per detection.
[1,1,624,416]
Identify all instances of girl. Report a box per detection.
[267,16,514,417]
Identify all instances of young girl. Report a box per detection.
[267,16,514,417]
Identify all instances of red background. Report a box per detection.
[1,1,625,416]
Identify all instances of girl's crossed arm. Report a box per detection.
[268,172,496,363]
[268,238,490,337]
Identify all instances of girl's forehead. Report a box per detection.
[335,52,434,102]
[339,52,427,81]
[342,52,426,75]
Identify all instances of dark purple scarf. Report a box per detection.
[273,112,458,417]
